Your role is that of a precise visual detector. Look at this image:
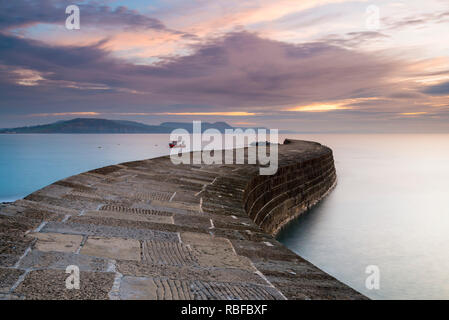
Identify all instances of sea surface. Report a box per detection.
[277,134,449,300]
[0,134,170,202]
[1,133,448,299]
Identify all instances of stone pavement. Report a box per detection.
[0,140,367,300]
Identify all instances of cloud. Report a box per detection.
[1,0,448,132]
[399,112,428,116]
[286,104,352,112]
[383,10,449,30]
[322,31,390,47]
[160,0,345,35]
[423,81,449,95]
[0,1,198,64]
[0,30,403,116]
[0,0,169,31]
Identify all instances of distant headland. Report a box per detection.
[0,118,266,134]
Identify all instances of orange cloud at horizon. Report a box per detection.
[400,112,428,116]
[285,97,383,112]
[286,103,351,112]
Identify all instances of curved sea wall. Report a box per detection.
[0,139,365,300]
[244,139,336,235]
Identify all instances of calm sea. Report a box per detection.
[0,134,170,202]
[278,134,449,300]
[1,133,448,299]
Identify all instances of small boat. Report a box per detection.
[250,141,271,146]
[169,141,186,148]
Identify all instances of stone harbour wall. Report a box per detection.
[244,139,336,235]
[0,139,366,300]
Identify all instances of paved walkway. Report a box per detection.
[0,140,366,300]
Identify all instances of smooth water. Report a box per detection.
[277,134,449,300]
[0,133,448,299]
[0,134,170,202]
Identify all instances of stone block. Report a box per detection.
[84,209,173,224]
[81,236,141,261]
[14,269,114,300]
[28,232,83,253]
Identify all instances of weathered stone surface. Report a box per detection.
[84,209,174,224]
[180,232,230,249]
[116,261,267,285]
[28,232,83,253]
[189,280,284,300]
[69,215,205,235]
[0,238,31,256]
[230,239,301,262]
[0,254,20,268]
[0,140,367,300]
[118,276,282,300]
[15,269,115,300]
[119,276,193,300]
[179,232,255,271]
[143,241,197,266]
[18,250,110,272]
[0,267,24,293]
[0,293,24,300]
[99,204,172,217]
[81,237,141,261]
[42,221,178,242]
[193,245,255,271]
[150,200,201,212]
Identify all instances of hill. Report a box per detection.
[0,118,263,134]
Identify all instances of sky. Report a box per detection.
[0,0,448,132]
